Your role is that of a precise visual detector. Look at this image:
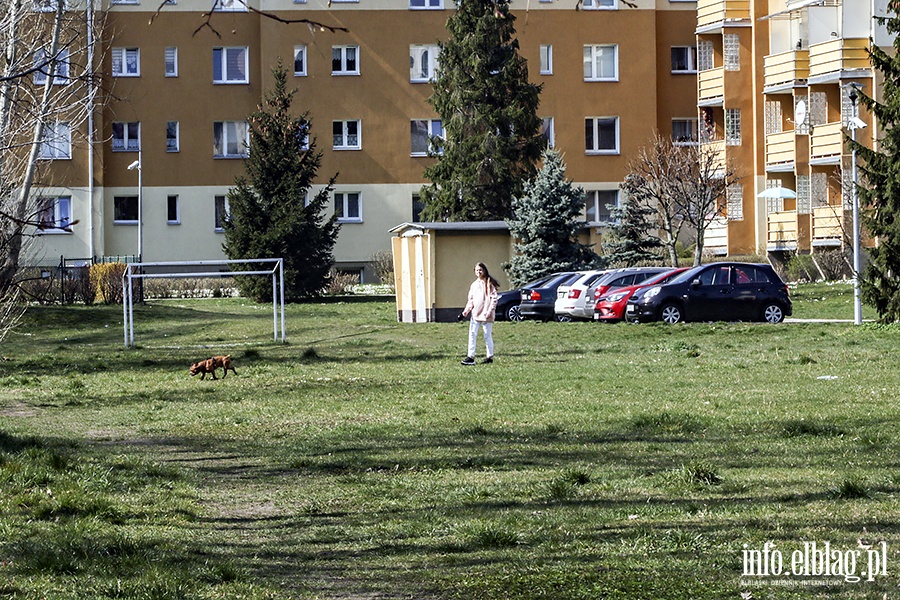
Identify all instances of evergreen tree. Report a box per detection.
[504,149,601,286]
[603,194,663,267]
[851,2,900,321]
[223,62,340,302]
[421,0,543,221]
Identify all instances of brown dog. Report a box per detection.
[190,355,237,380]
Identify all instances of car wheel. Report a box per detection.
[659,303,683,324]
[555,314,573,322]
[762,303,785,324]
[507,305,523,322]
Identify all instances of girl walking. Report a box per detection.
[461,262,499,365]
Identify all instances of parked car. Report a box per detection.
[581,267,672,320]
[594,268,689,323]
[625,262,792,324]
[553,270,611,321]
[519,272,581,321]
[495,274,557,322]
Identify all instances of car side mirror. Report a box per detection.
[691,278,702,287]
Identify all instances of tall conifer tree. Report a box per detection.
[603,195,663,267]
[421,0,543,221]
[223,62,340,302]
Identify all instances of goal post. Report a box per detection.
[122,258,285,348]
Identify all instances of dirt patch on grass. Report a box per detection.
[0,402,37,418]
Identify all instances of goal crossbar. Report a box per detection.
[122,258,285,348]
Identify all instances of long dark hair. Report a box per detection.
[476,262,499,290]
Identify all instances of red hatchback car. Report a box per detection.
[594,268,689,323]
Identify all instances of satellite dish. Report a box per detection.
[795,99,807,127]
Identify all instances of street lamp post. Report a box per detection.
[847,85,866,325]
[127,149,142,262]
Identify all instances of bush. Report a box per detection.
[324,271,359,296]
[90,263,126,305]
[370,250,395,287]
[785,252,818,282]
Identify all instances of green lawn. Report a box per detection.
[0,283,898,599]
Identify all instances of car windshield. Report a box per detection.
[666,266,706,286]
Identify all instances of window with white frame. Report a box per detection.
[332,46,359,75]
[409,0,442,9]
[410,119,444,156]
[410,45,439,82]
[167,195,180,224]
[582,0,616,8]
[542,117,555,147]
[333,120,361,150]
[112,121,141,152]
[297,120,310,150]
[540,45,553,75]
[34,49,69,85]
[583,45,617,81]
[166,121,179,152]
[214,195,230,230]
[725,108,741,145]
[585,190,618,223]
[726,184,743,220]
[671,46,697,73]
[39,122,71,159]
[213,121,249,158]
[33,0,65,13]
[335,192,362,222]
[294,46,307,76]
[213,0,246,11]
[213,47,248,84]
[672,119,698,145]
[697,40,714,71]
[37,196,71,231]
[585,117,619,154]
[111,47,140,77]
[165,47,178,77]
[724,33,740,71]
[114,196,138,223]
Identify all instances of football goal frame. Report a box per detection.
[122,258,285,348]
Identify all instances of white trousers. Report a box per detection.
[467,319,494,358]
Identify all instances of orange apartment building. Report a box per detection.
[27,0,699,281]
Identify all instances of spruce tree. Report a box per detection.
[603,194,663,267]
[504,149,601,286]
[223,62,340,302]
[852,2,900,321]
[421,0,543,221]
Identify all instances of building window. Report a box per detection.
[409,0,442,9]
[111,47,140,77]
[582,0,616,8]
[37,196,71,231]
[671,46,697,73]
[33,0,66,12]
[214,195,229,231]
[294,45,307,76]
[672,119,698,145]
[796,175,811,214]
[333,120,361,150]
[213,47,248,84]
[583,45,617,81]
[725,108,741,146]
[724,33,740,71]
[410,45,439,82]
[335,192,362,222]
[166,121,179,152]
[34,49,69,85]
[332,46,359,76]
[764,180,784,213]
[213,121,249,158]
[412,193,426,222]
[410,119,444,156]
[167,195,180,224]
[114,196,139,223]
[697,40,714,71]
[585,190,618,223]
[165,47,178,77]
[542,117,554,147]
[585,117,619,154]
[726,184,743,220]
[39,122,71,159]
[540,45,553,75]
[213,0,247,11]
[112,121,141,152]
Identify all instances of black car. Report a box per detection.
[495,274,557,322]
[625,262,792,324]
[519,272,581,321]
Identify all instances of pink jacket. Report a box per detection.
[464,279,499,323]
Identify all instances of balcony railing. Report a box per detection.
[697,0,750,29]
[764,50,810,88]
[767,211,799,249]
[701,140,728,172]
[810,122,843,160]
[811,205,846,246]
[704,216,729,255]
[809,38,870,78]
[766,130,796,166]
[698,68,725,102]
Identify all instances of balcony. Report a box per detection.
[697,0,750,29]
[767,211,800,250]
[764,50,810,89]
[701,140,728,172]
[811,205,846,247]
[809,38,870,78]
[704,216,729,255]
[766,130,796,167]
[810,122,843,162]
[698,68,725,103]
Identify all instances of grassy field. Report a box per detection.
[1,281,898,599]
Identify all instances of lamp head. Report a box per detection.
[848,116,868,130]
[127,160,141,170]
